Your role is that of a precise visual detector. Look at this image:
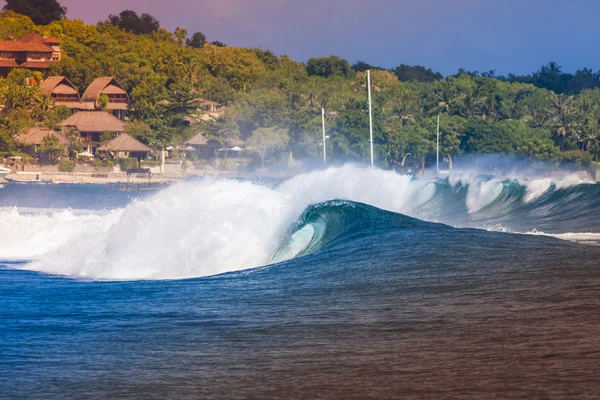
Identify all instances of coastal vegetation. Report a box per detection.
[2,3,600,169]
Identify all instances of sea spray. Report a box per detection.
[0,165,596,280]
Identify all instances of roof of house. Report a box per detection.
[40,76,79,97]
[0,60,18,68]
[20,61,51,69]
[82,77,129,103]
[43,37,61,45]
[185,132,244,147]
[198,99,222,107]
[0,33,59,53]
[0,40,53,52]
[96,133,151,152]
[17,33,44,42]
[57,111,125,132]
[16,128,68,146]
[185,132,211,146]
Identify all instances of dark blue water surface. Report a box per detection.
[0,183,148,210]
[1,182,600,399]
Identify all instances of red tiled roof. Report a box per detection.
[0,40,53,52]
[0,60,18,68]
[17,33,44,42]
[43,37,61,44]
[20,61,51,69]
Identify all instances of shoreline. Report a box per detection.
[2,171,181,185]
[1,166,599,186]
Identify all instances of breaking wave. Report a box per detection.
[0,165,598,280]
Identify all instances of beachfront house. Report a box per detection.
[96,133,152,162]
[81,77,131,120]
[16,127,68,162]
[39,76,82,112]
[0,33,61,77]
[57,111,125,155]
[197,99,228,121]
[185,132,244,159]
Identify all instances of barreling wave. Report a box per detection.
[0,165,598,281]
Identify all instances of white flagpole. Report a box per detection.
[322,107,327,166]
[436,114,440,173]
[367,70,374,167]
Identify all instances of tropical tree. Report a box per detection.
[186,32,206,48]
[246,127,289,167]
[39,134,65,161]
[107,10,160,35]
[3,0,66,25]
[306,56,354,79]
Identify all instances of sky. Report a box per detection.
[9,0,600,75]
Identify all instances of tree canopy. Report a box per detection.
[107,10,160,35]
[307,56,354,79]
[186,32,206,49]
[3,0,66,25]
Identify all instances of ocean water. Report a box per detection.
[1,165,600,399]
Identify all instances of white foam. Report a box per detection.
[526,229,600,245]
[465,178,504,213]
[524,178,554,202]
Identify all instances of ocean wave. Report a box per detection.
[0,165,598,281]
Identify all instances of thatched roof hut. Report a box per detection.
[82,77,130,111]
[57,111,126,133]
[97,133,151,153]
[96,133,151,160]
[16,128,68,146]
[39,76,82,109]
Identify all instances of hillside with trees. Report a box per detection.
[1,5,600,169]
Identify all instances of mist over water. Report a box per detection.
[1,164,598,280]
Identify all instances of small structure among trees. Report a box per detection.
[96,133,152,162]
[57,111,125,155]
[82,77,131,119]
[39,76,81,111]
[185,132,245,159]
[16,127,68,162]
[0,33,61,77]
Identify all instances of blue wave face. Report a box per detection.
[273,198,600,275]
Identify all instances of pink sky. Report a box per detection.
[4,0,600,75]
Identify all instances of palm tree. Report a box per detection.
[550,93,578,151]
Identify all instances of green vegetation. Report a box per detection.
[245,127,290,167]
[39,134,65,161]
[58,159,75,172]
[2,5,600,169]
[140,160,161,167]
[118,158,139,171]
[92,159,114,169]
